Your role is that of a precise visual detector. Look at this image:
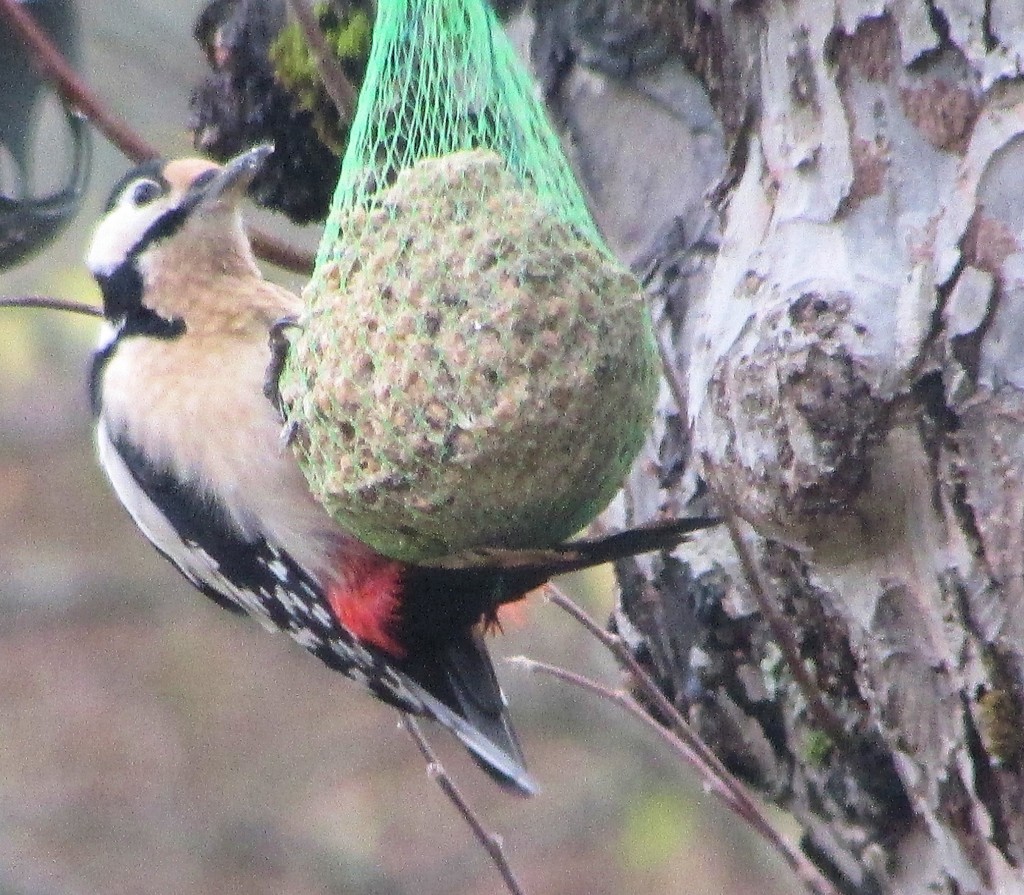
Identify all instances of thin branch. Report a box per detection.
[0,0,315,275]
[0,0,157,160]
[537,584,844,895]
[543,584,758,804]
[507,656,733,802]
[401,715,526,895]
[719,510,851,747]
[285,0,359,119]
[248,233,314,274]
[0,295,103,318]
[650,298,848,746]
[655,328,688,424]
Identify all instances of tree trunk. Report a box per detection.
[531,1,1024,892]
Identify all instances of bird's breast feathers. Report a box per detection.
[98,330,343,581]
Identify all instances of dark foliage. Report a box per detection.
[188,0,340,223]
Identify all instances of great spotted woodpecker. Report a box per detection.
[86,145,716,794]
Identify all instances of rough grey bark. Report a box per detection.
[526,1,1024,892]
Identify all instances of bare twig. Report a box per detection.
[285,0,359,119]
[248,233,314,274]
[655,328,688,424]
[719,509,850,747]
[401,715,526,895]
[508,656,733,800]
[0,0,156,159]
[649,306,848,746]
[542,585,758,807]
[0,295,103,318]
[535,583,843,895]
[0,0,315,275]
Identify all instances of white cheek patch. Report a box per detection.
[85,197,170,277]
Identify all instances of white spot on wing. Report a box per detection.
[266,556,289,582]
[96,421,429,718]
[95,321,123,353]
[288,626,322,650]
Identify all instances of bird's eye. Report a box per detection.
[131,180,162,205]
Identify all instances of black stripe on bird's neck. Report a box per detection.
[134,201,192,256]
[96,196,196,320]
[88,292,186,416]
[98,205,194,317]
[94,263,185,336]
[94,261,144,321]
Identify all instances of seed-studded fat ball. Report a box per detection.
[281,150,658,562]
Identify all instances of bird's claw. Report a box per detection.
[264,315,300,416]
[279,419,300,450]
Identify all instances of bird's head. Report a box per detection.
[86,144,274,326]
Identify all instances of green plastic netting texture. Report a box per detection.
[280,0,659,562]
[316,0,600,259]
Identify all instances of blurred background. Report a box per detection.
[0,2,792,893]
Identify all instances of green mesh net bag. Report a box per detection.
[279,0,659,562]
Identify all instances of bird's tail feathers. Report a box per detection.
[422,514,721,578]
[401,633,535,796]
[377,515,721,793]
[543,514,721,573]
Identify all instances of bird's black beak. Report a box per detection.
[190,143,274,210]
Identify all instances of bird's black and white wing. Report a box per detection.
[94,417,534,793]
